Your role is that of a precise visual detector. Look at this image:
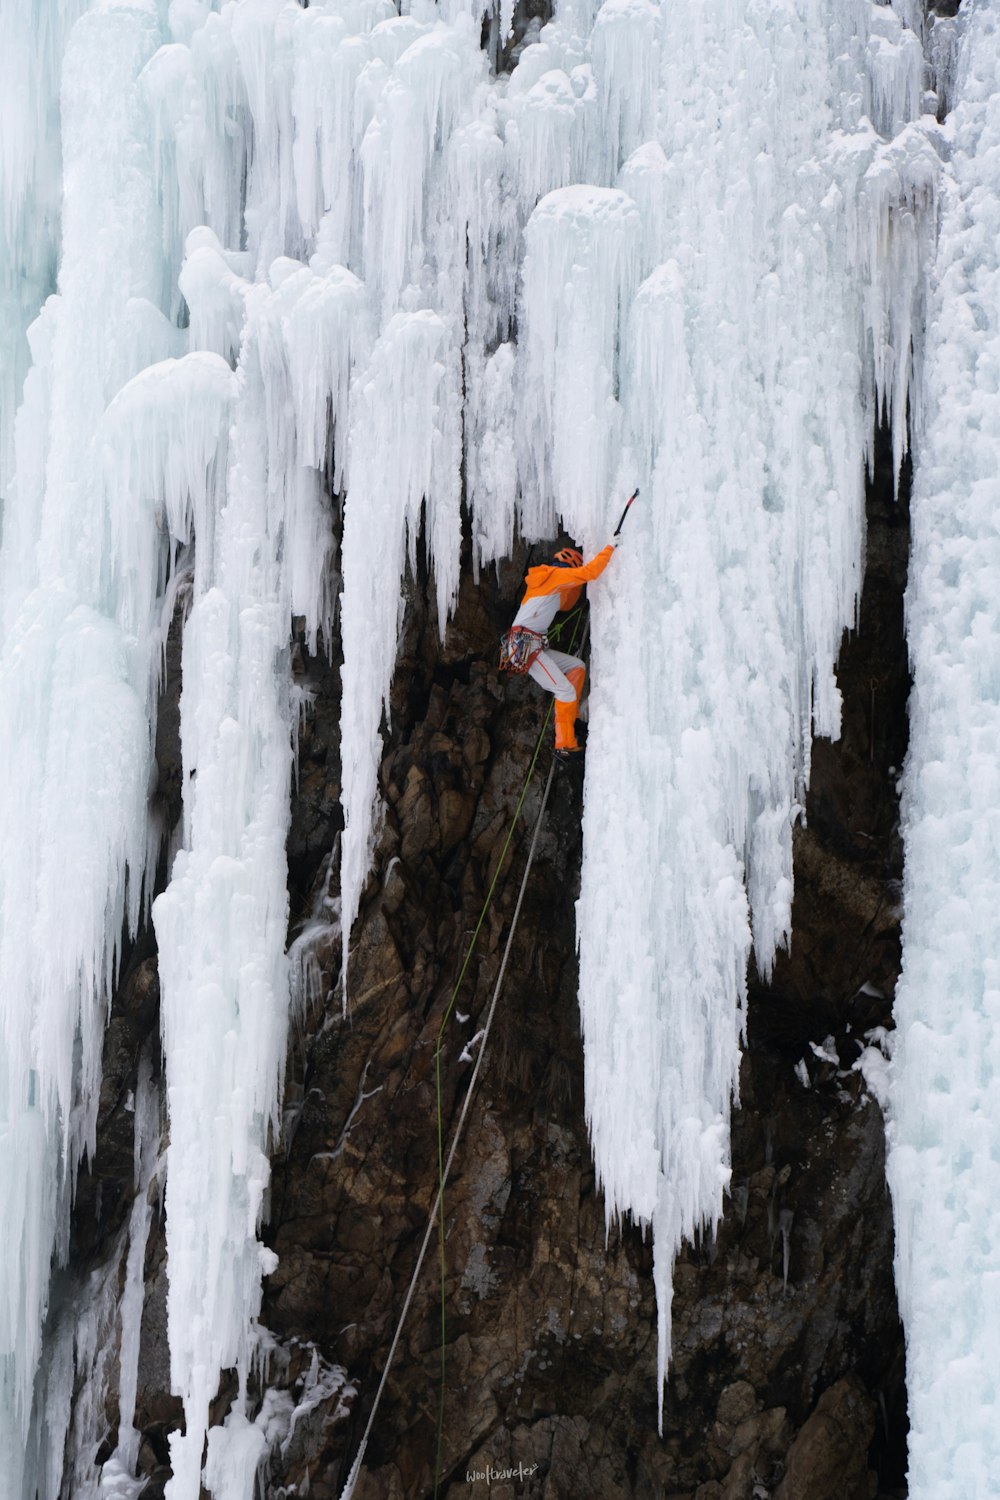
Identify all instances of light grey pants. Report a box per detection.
[528,648,584,703]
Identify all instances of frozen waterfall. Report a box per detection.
[0,0,972,1495]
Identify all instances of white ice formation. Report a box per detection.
[0,0,976,1495]
[886,3,1000,1496]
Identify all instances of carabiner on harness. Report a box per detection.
[498,626,547,674]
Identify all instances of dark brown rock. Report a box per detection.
[775,1376,877,1500]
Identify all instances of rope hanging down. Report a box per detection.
[432,610,592,1490]
[340,498,629,1494]
[338,747,559,1500]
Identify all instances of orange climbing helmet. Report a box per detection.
[553,547,583,568]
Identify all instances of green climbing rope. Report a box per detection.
[546,604,583,644]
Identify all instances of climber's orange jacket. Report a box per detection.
[512,545,615,633]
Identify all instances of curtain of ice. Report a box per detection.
[0,5,173,1493]
[887,2,1000,1494]
[513,0,935,1423]
[136,5,493,1480]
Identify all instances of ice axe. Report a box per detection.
[614,488,639,538]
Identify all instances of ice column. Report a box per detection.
[151,243,369,1498]
[518,185,639,539]
[888,3,1000,1494]
[0,5,167,1491]
[151,305,294,1500]
[338,310,462,989]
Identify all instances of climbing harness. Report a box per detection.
[498,625,547,674]
[498,608,581,672]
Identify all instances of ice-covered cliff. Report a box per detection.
[887,2,1000,1494]
[0,0,984,1496]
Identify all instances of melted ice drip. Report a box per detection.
[0,0,943,1494]
[887,3,1000,1493]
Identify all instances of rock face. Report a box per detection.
[67,438,911,1500]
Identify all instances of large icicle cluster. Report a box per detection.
[513,0,937,1421]
[0,0,945,1495]
[887,3,1000,1494]
[0,5,171,1492]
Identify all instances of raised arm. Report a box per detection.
[555,543,615,587]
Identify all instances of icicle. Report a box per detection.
[468,342,518,569]
[856,122,940,487]
[590,0,660,181]
[865,1,926,138]
[281,262,371,482]
[338,308,462,997]
[518,184,640,538]
[0,0,87,494]
[99,349,238,613]
[359,19,486,312]
[505,64,587,206]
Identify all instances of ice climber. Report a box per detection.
[500,539,618,760]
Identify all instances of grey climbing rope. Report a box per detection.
[338,756,559,1500]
